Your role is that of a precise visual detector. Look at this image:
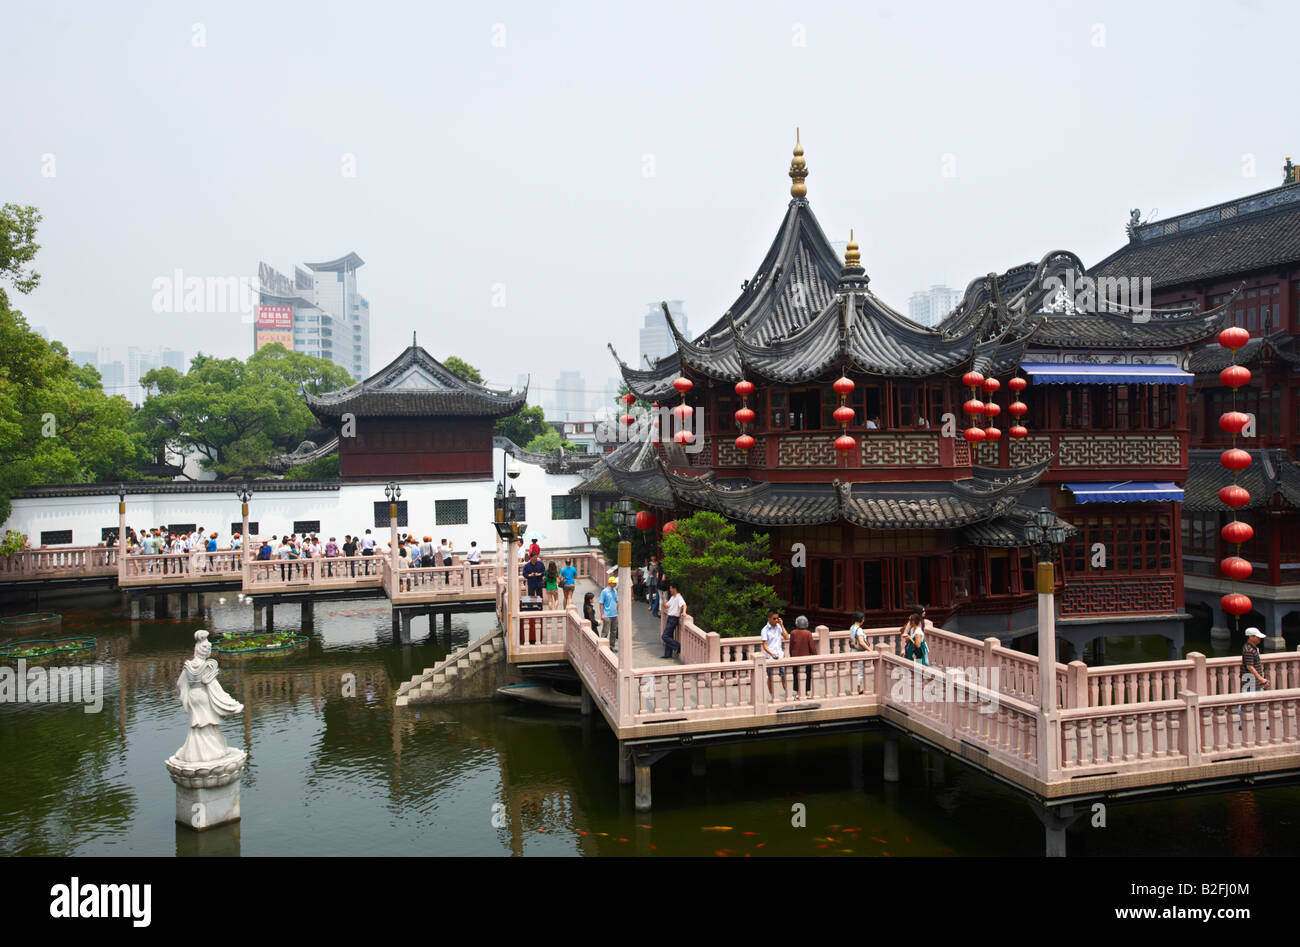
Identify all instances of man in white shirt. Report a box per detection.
[760,611,788,698]
[466,541,482,586]
[661,581,685,658]
[439,538,452,584]
[360,530,376,556]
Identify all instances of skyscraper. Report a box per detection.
[639,300,688,367]
[907,284,960,327]
[554,370,585,419]
[257,252,370,380]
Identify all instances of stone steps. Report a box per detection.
[395,628,507,707]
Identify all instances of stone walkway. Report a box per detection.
[569,578,675,669]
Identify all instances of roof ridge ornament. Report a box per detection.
[789,129,808,199]
[845,229,860,268]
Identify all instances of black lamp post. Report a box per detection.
[1025,506,1068,711]
[236,482,253,567]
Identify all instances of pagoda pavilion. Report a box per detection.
[590,137,1232,658]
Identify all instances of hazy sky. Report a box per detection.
[4,0,1295,403]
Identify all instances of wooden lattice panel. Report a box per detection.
[776,434,838,467]
[953,439,971,466]
[1009,435,1052,467]
[1059,577,1175,616]
[717,437,764,466]
[1057,434,1180,467]
[860,434,941,467]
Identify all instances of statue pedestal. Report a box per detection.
[165,749,247,831]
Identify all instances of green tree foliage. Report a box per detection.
[0,206,148,523]
[129,343,352,479]
[659,511,783,638]
[525,428,581,454]
[495,403,548,446]
[591,508,659,571]
[284,453,340,480]
[443,355,483,384]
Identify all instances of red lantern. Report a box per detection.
[981,378,1001,394]
[673,377,693,394]
[672,403,694,421]
[1218,327,1250,350]
[1220,448,1252,471]
[635,510,657,531]
[985,402,1002,418]
[661,520,677,535]
[963,427,986,443]
[1219,556,1253,580]
[963,399,986,416]
[833,376,855,395]
[833,405,855,424]
[620,413,635,425]
[621,392,636,406]
[834,434,856,452]
[1221,520,1254,544]
[734,407,755,424]
[1218,485,1251,508]
[734,434,756,450]
[1218,411,1250,434]
[984,426,1002,441]
[1008,377,1027,392]
[673,430,694,445]
[1221,593,1253,617]
[961,371,985,388]
[1009,401,1028,416]
[735,380,755,397]
[1009,425,1029,439]
[1219,365,1252,389]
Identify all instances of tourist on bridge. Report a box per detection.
[419,536,434,569]
[360,529,376,557]
[468,542,483,586]
[905,629,930,667]
[1238,628,1271,724]
[598,577,620,650]
[544,560,560,609]
[900,609,925,651]
[646,556,661,617]
[760,611,788,699]
[661,580,684,659]
[789,615,816,699]
[523,552,546,602]
[517,537,527,561]
[560,558,577,607]
[583,591,599,634]
[848,611,868,695]
[528,537,540,559]
[440,538,453,583]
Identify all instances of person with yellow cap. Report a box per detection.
[598,575,620,651]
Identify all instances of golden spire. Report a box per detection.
[789,128,808,198]
[845,229,860,268]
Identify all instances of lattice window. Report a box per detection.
[40,530,73,546]
[373,501,409,528]
[231,521,260,536]
[435,499,469,526]
[293,520,321,535]
[550,495,581,520]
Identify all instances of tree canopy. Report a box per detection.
[525,428,582,454]
[443,355,483,385]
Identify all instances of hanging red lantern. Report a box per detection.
[1220,448,1252,471]
[981,378,1001,394]
[1219,556,1253,580]
[984,426,1002,441]
[734,380,755,397]
[963,427,986,443]
[734,407,755,424]
[1221,520,1254,544]
[1218,327,1250,350]
[635,510,657,530]
[1008,376,1027,392]
[620,413,636,425]
[673,377,693,394]
[734,434,756,451]
[963,399,985,416]
[1219,365,1252,389]
[1221,593,1253,616]
[1218,485,1251,508]
[833,376,855,395]
[1009,425,1029,439]
[834,434,856,452]
[672,403,694,421]
[673,430,694,445]
[985,402,1002,418]
[661,520,678,535]
[1009,401,1028,417]
[1218,411,1251,435]
[833,405,855,424]
[961,371,985,388]
[621,392,636,407]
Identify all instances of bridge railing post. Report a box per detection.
[752,653,767,716]
[1188,651,1208,696]
[1182,689,1202,765]
[707,631,721,664]
[816,624,830,655]
[1066,660,1088,709]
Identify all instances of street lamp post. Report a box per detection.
[610,499,636,673]
[236,482,252,580]
[493,464,526,650]
[1025,506,1069,711]
[117,483,127,583]
[384,482,402,582]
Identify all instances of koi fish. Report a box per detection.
[871,837,888,845]
[701,826,733,832]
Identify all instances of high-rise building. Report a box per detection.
[257,252,369,380]
[554,371,585,419]
[907,284,960,327]
[98,360,126,395]
[639,300,688,367]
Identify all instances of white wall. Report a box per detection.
[2,448,593,555]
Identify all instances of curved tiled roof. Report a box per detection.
[1188,332,1300,375]
[1183,449,1300,512]
[960,506,1078,548]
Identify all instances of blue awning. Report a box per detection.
[1065,482,1184,503]
[1021,362,1193,385]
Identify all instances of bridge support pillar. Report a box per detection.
[186,592,199,616]
[617,743,633,785]
[129,597,140,620]
[1032,802,1082,858]
[1091,637,1105,663]
[883,735,900,783]
[301,600,314,630]
[443,612,452,635]
[154,595,167,619]
[265,604,274,633]
[253,604,263,630]
[580,685,593,716]
[179,595,189,619]
[691,748,707,777]
[167,593,181,618]
[634,761,652,811]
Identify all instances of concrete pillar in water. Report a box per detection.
[883,735,900,783]
[179,594,189,619]
[129,598,141,620]
[301,600,314,629]
[252,604,263,630]
[155,595,168,619]
[187,592,199,615]
[167,593,182,618]
[691,747,707,777]
[634,760,652,810]
[1033,802,1078,858]
[617,743,633,785]
[1092,637,1105,663]
[443,612,452,635]
[265,604,274,633]
[580,685,593,716]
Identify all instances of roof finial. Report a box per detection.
[412,331,417,347]
[845,229,860,268]
[789,128,808,199]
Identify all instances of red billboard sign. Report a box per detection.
[256,305,292,330]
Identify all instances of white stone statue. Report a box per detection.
[165,629,247,830]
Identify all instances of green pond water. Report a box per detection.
[0,593,1295,857]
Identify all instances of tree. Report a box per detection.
[0,206,148,522]
[525,428,581,454]
[129,344,352,479]
[284,454,340,480]
[443,355,483,385]
[495,403,548,446]
[659,511,783,638]
[592,508,659,570]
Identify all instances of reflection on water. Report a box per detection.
[0,594,1296,856]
